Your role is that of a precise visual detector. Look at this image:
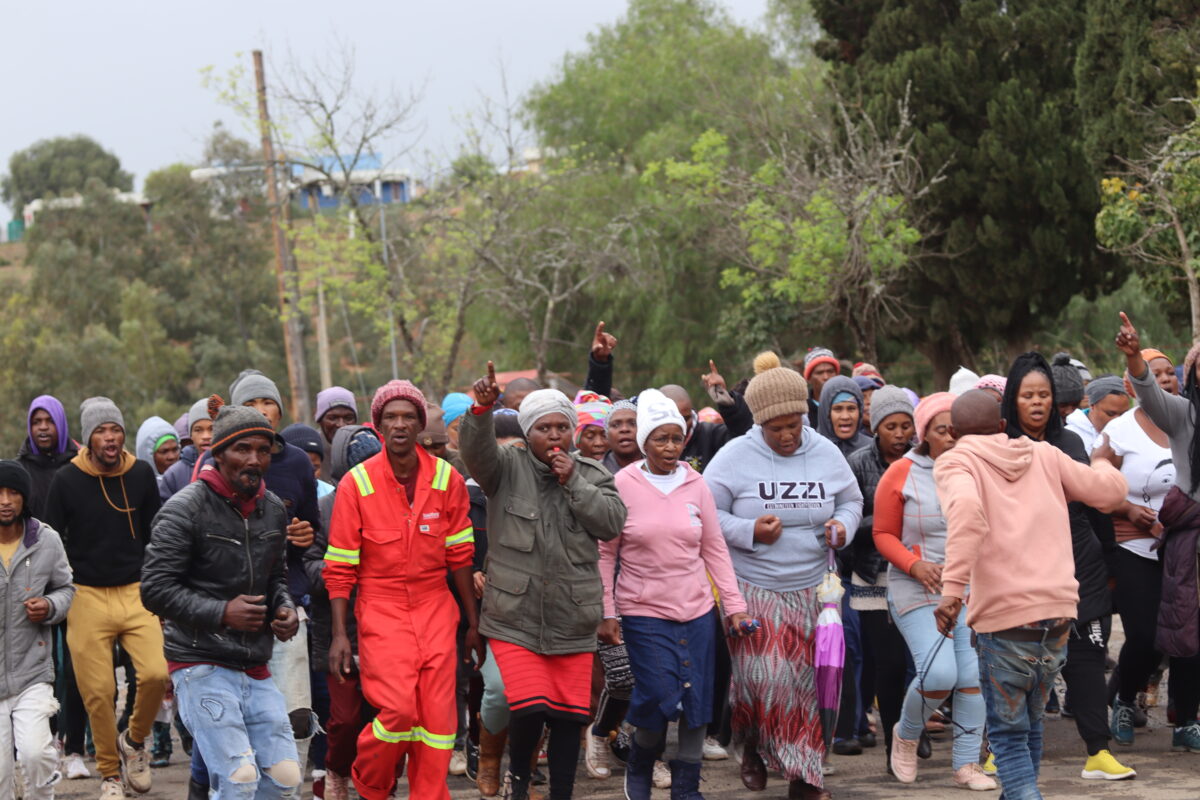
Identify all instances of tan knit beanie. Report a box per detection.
[745,367,809,425]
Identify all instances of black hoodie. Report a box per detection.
[1002,352,1112,624]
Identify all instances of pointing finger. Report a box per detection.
[486,361,496,382]
[595,321,605,339]
[1119,311,1131,328]
[708,359,717,373]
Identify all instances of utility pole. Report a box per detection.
[376,178,399,380]
[254,49,311,422]
[307,193,333,389]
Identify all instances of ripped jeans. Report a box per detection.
[975,622,1068,800]
[173,665,300,800]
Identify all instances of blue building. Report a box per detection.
[291,153,415,211]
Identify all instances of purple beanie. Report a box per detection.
[315,386,357,423]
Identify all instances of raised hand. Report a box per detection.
[473,361,501,407]
[549,447,575,485]
[701,359,726,393]
[1115,312,1141,357]
[591,321,618,362]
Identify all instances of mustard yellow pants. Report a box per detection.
[66,583,168,778]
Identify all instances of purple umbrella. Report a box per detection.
[814,548,845,751]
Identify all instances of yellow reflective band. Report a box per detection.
[432,459,451,492]
[445,527,474,547]
[350,464,375,497]
[371,718,404,743]
[370,720,455,749]
[325,546,360,565]
[412,726,456,750]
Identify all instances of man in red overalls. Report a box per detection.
[325,380,483,800]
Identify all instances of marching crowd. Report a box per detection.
[0,312,1197,800]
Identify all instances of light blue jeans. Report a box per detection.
[975,622,1068,800]
[891,600,984,770]
[173,665,300,800]
[478,644,508,735]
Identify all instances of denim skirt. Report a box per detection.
[621,609,717,730]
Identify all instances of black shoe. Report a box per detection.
[1133,705,1149,728]
[465,739,478,781]
[530,767,546,786]
[857,731,877,749]
[832,738,862,756]
[187,779,208,800]
[917,730,932,760]
[610,728,632,764]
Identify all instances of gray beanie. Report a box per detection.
[187,398,211,432]
[868,385,914,432]
[1084,374,1128,407]
[517,389,578,437]
[230,369,283,409]
[80,397,125,445]
[1050,353,1085,406]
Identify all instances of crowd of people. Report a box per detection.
[0,312,1197,800]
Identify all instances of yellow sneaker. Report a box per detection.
[1081,749,1137,781]
[981,753,997,775]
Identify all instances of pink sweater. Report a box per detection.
[933,433,1126,633]
[602,462,747,622]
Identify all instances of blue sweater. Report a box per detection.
[704,426,863,592]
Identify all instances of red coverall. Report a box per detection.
[324,447,473,800]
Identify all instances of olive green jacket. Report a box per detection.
[460,408,626,655]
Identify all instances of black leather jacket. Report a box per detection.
[142,480,293,670]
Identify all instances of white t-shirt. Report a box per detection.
[1104,408,1175,561]
[641,463,687,496]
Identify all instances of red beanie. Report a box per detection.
[371,380,428,430]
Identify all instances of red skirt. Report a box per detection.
[489,639,593,723]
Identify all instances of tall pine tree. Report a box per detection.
[811,0,1125,381]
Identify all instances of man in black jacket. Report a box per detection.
[142,405,300,800]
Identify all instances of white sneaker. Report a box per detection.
[117,730,151,794]
[584,733,612,779]
[64,753,90,780]
[99,777,125,800]
[954,762,999,791]
[652,760,671,789]
[448,749,468,776]
[702,736,728,761]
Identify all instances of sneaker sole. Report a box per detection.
[956,782,1000,791]
[1081,768,1137,780]
[1171,744,1200,753]
[702,752,728,761]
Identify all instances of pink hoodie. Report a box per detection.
[602,462,747,622]
[934,433,1126,633]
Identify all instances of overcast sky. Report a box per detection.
[4,0,770,214]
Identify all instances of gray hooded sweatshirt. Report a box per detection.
[0,518,75,699]
[704,425,864,592]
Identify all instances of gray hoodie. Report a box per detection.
[0,519,75,699]
[135,416,179,479]
[817,376,873,456]
[705,425,864,592]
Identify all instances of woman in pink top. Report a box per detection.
[598,389,750,800]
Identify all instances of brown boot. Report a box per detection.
[740,741,767,791]
[788,779,832,800]
[476,726,506,797]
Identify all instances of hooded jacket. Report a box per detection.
[460,406,626,655]
[17,397,78,521]
[1003,353,1114,623]
[159,444,199,501]
[135,417,178,479]
[704,425,863,593]
[0,518,74,699]
[934,433,1126,633]
[817,376,873,457]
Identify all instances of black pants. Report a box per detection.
[508,713,582,800]
[57,624,87,755]
[858,609,908,754]
[707,612,732,743]
[1061,616,1111,756]
[1112,548,1163,704]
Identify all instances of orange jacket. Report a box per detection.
[324,448,473,603]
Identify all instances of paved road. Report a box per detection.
[53,703,1200,799]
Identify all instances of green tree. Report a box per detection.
[1095,92,1200,340]
[2,136,133,213]
[810,0,1126,384]
[1075,0,1200,172]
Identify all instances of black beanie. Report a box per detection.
[1050,352,1085,406]
[0,460,33,519]
[211,405,282,455]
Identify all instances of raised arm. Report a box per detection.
[584,321,617,398]
[459,362,510,497]
[1116,311,1188,436]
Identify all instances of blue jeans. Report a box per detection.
[173,665,300,800]
[975,622,1068,800]
[892,601,984,770]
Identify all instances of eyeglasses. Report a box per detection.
[648,434,686,446]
